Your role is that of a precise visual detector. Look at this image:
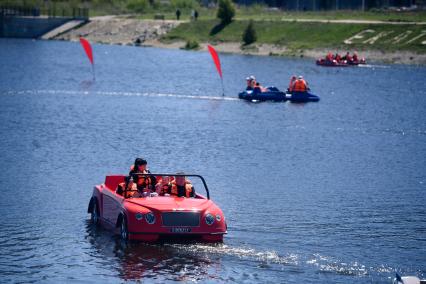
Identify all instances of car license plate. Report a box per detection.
[170,227,191,233]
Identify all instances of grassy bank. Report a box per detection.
[2,0,426,21]
[139,8,426,22]
[162,20,426,53]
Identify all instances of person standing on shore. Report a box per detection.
[176,9,181,21]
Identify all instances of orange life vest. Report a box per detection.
[292,79,307,92]
[169,181,194,198]
[117,182,137,198]
[136,175,153,194]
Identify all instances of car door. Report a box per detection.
[102,189,123,226]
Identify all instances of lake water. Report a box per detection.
[0,38,425,283]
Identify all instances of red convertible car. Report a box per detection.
[88,173,227,242]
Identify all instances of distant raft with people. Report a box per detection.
[316,52,366,67]
[238,87,320,103]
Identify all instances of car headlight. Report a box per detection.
[135,212,144,221]
[205,213,215,226]
[145,212,156,224]
[216,214,221,222]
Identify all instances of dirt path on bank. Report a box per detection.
[265,18,426,25]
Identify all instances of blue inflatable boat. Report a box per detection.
[238,87,320,103]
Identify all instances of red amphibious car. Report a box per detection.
[88,173,227,242]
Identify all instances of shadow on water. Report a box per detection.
[84,221,222,282]
[79,79,95,91]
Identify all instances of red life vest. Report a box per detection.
[288,78,296,92]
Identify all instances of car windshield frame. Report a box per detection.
[126,173,210,200]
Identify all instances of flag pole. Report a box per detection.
[91,63,96,81]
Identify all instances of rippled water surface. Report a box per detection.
[0,38,425,283]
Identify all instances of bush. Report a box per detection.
[183,39,200,50]
[127,0,149,13]
[217,0,235,25]
[242,20,256,45]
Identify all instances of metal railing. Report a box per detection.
[0,6,89,20]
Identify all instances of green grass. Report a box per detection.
[136,8,426,22]
[162,19,426,53]
[2,0,426,22]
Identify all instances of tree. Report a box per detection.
[217,0,235,25]
[242,20,257,45]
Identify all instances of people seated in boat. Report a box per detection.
[128,157,156,194]
[342,52,352,62]
[163,172,195,198]
[288,75,297,92]
[254,82,268,93]
[325,52,333,63]
[334,53,341,63]
[292,75,308,93]
[352,52,358,62]
[246,77,253,90]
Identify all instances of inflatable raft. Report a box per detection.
[316,58,366,67]
[238,87,320,103]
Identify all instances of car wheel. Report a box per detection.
[91,201,99,225]
[120,217,128,241]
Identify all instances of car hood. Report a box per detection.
[125,197,214,212]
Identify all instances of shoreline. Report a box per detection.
[52,17,426,65]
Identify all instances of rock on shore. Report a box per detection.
[54,16,180,46]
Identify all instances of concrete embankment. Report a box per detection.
[0,16,73,38]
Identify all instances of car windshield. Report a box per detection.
[126,173,210,199]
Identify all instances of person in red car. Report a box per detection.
[129,158,156,195]
[116,175,137,198]
[164,173,195,198]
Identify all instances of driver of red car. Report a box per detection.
[129,158,156,195]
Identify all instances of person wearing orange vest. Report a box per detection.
[164,173,195,198]
[292,75,308,92]
[155,176,173,195]
[116,176,138,198]
[129,158,156,195]
[288,75,297,92]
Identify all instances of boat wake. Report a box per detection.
[163,243,408,279]
[357,64,390,69]
[166,243,299,266]
[2,89,240,101]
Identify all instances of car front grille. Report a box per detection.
[162,212,200,227]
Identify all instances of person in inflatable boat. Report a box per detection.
[245,75,257,90]
[292,75,309,92]
[288,75,297,92]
